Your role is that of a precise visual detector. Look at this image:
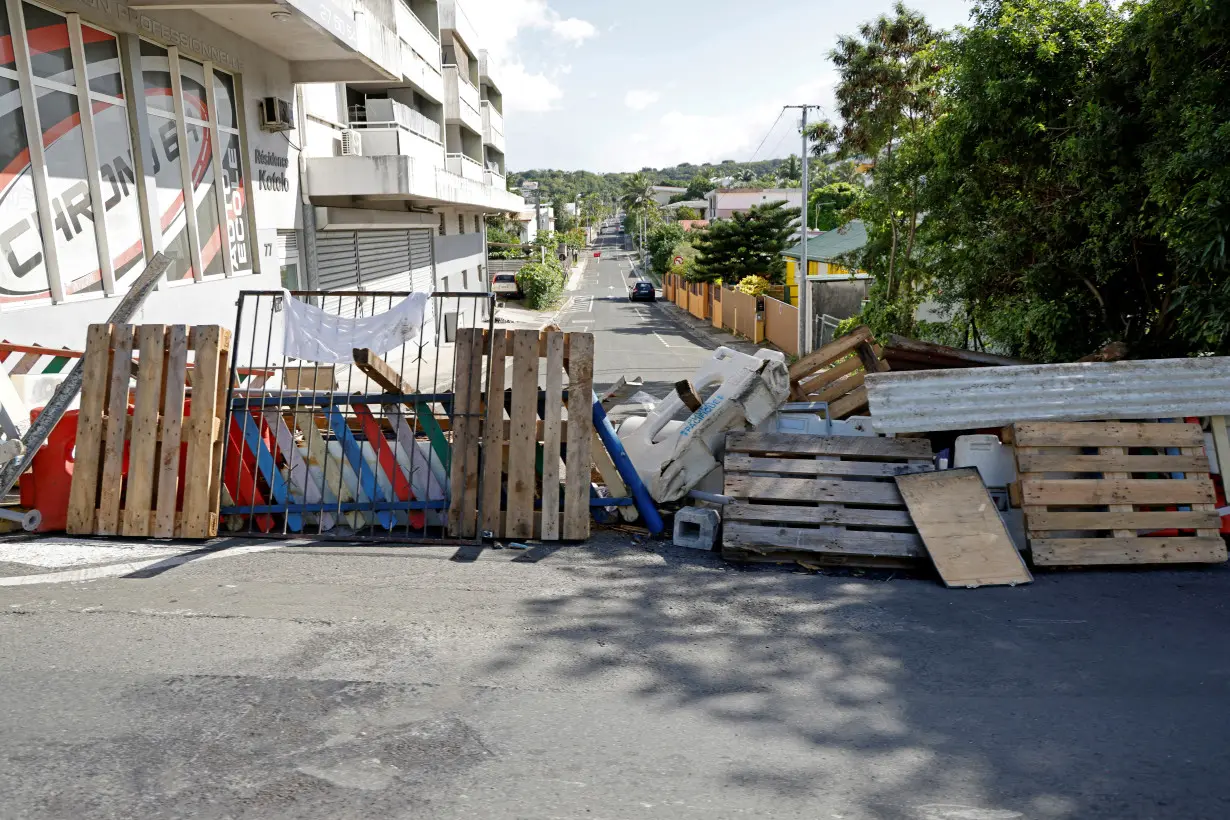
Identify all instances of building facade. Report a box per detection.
[705,188,803,221]
[0,0,520,347]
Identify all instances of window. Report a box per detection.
[438,212,446,236]
[474,215,480,233]
[458,214,464,234]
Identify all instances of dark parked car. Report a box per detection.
[629,281,656,302]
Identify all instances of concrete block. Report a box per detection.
[674,506,720,551]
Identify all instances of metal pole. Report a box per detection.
[799,107,810,356]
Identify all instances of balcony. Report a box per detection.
[478,49,500,92]
[444,65,482,133]
[396,1,441,71]
[306,154,526,212]
[125,0,400,82]
[349,99,444,167]
[481,101,504,152]
[484,164,506,189]
[439,0,481,54]
[399,42,444,102]
[446,152,484,183]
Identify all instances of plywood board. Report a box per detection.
[895,468,1032,588]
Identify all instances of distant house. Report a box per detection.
[663,199,708,214]
[780,220,871,341]
[781,220,869,278]
[706,188,804,220]
[651,185,687,206]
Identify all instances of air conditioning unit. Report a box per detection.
[340,129,363,157]
[259,96,294,132]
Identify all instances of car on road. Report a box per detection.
[491,273,521,298]
[629,281,656,302]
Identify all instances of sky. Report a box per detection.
[462,0,976,173]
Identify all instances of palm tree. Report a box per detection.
[805,121,839,159]
[619,172,656,213]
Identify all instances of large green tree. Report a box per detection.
[692,201,799,284]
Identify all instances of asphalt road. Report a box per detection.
[1,229,1229,819]
[561,231,720,394]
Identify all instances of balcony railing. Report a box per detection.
[350,99,443,144]
[446,152,484,182]
[480,100,503,136]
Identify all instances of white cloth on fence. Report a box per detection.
[281,290,433,363]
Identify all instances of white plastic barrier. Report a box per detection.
[617,347,789,502]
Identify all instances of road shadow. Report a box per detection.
[476,544,1230,819]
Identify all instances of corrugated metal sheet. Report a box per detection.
[865,357,1230,433]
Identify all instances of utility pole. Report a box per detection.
[785,103,823,356]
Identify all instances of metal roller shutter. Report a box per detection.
[315,231,360,291]
[408,229,434,293]
[357,231,412,290]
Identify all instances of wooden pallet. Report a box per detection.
[1014,421,1226,566]
[447,328,595,541]
[721,432,934,566]
[787,326,888,418]
[67,324,230,539]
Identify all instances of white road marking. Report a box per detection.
[0,543,286,587]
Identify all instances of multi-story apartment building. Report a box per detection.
[0,0,520,346]
[299,0,520,311]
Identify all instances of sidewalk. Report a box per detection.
[654,294,769,358]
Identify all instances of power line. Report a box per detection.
[748,107,786,163]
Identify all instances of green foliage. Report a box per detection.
[692,201,799,285]
[778,155,802,182]
[486,225,523,259]
[647,223,686,275]
[674,206,702,221]
[561,227,587,251]
[683,174,713,200]
[809,182,863,230]
[735,275,773,297]
[515,259,567,310]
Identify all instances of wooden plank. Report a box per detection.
[1024,509,1221,531]
[296,410,363,529]
[1016,452,1211,473]
[795,350,863,396]
[1099,446,1135,538]
[723,521,924,557]
[539,332,565,540]
[563,332,594,541]
[721,548,921,570]
[855,341,888,375]
[726,431,933,460]
[352,347,449,464]
[1014,421,1204,448]
[1020,477,1215,506]
[447,328,479,536]
[208,330,231,529]
[724,453,934,479]
[10,352,41,375]
[264,410,336,531]
[724,475,905,506]
[66,324,114,535]
[828,385,869,419]
[504,329,539,539]
[1210,416,1230,480]
[460,328,486,537]
[1181,444,1222,538]
[95,325,134,536]
[590,431,637,523]
[121,325,166,537]
[724,502,914,529]
[152,326,189,537]
[788,325,872,380]
[896,468,1031,588]
[480,328,509,537]
[179,326,223,538]
[804,368,865,404]
[1032,537,1227,566]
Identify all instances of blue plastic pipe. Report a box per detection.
[592,392,665,535]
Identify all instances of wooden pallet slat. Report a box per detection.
[540,333,565,540]
[480,330,509,536]
[95,324,134,536]
[66,324,114,535]
[562,332,594,541]
[503,329,539,540]
[153,325,189,538]
[1015,420,1227,567]
[121,325,166,537]
[179,326,227,538]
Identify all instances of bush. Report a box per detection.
[515,260,567,310]
[735,275,772,297]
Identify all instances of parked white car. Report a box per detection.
[491,273,521,297]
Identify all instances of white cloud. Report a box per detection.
[624,90,661,111]
[461,0,597,115]
[552,17,597,44]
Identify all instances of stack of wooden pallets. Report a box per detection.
[448,328,597,542]
[787,326,888,418]
[721,431,934,566]
[1013,421,1227,566]
[67,323,231,539]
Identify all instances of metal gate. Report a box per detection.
[219,289,494,543]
